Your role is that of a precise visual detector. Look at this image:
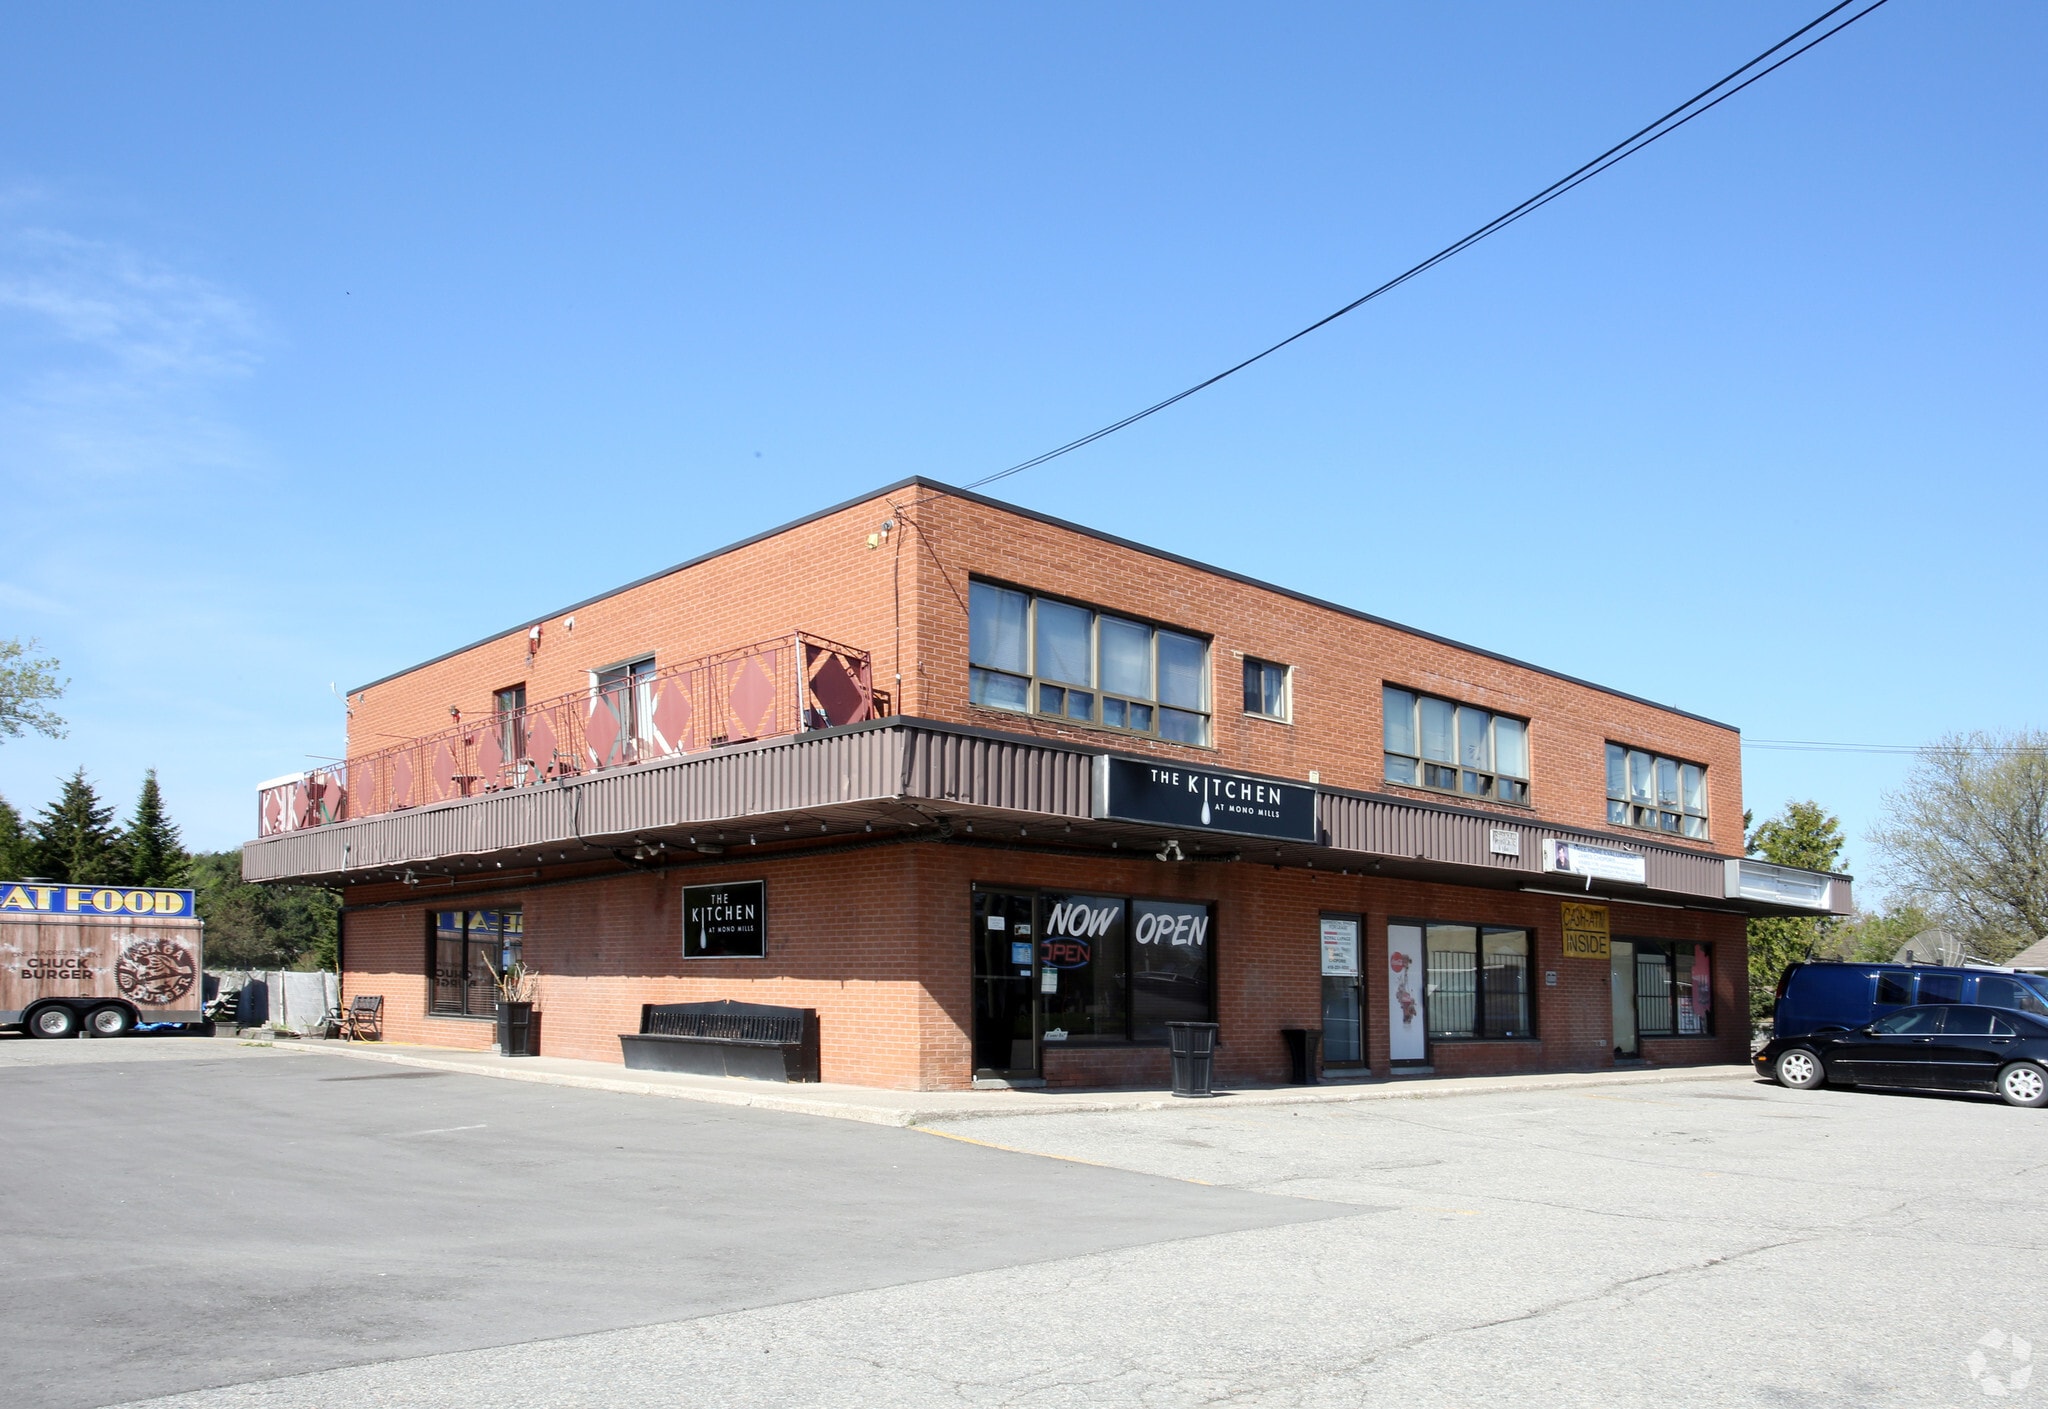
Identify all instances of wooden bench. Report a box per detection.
[619,1000,819,1082]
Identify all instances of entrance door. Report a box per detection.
[1320,915,1364,1067]
[1612,939,1638,1058]
[972,890,1039,1077]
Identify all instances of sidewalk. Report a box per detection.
[234,1033,1759,1127]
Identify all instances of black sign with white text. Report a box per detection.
[682,880,767,959]
[1091,756,1318,842]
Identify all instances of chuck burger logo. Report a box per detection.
[115,939,197,1005]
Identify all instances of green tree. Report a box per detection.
[0,637,67,741]
[122,770,189,887]
[1816,901,1935,963]
[1746,800,1847,1021]
[189,849,339,970]
[1871,731,2048,963]
[30,769,126,884]
[0,793,33,877]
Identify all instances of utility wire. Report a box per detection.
[965,0,1892,492]
[1744,739,2048,756]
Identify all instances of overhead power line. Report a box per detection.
[965,0,1893,492]
[1744,739,2048,756]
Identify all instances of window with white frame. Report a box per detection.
[1605,744,1707,838]
[968,581,1211,745]
[1382,686,1529,804]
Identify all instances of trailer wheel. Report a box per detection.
[27,1004,79,1039]
[86,1004,135,1038]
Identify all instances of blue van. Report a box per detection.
[1774,963,2048,1036]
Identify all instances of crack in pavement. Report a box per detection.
[1199,1233,1818,1406]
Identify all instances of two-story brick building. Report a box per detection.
[243,478,1851,1089]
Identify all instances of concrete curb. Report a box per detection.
[247,1036,1759,1129]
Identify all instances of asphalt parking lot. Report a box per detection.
[6,1036,2045,1409]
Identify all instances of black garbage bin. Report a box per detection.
[1281,1027,1322,1085]
[1166,1021,1220,1098]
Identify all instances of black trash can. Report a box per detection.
[1166,1021,1220,1098]
[498,1002,539,1057]
[1282,1027,1322,1086]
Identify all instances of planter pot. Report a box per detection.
[497,1002,540,1057]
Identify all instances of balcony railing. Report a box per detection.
[257,632,888,838]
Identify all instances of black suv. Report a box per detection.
[1757,1004,2048,1107]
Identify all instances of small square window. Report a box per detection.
[1243,658,1289,720]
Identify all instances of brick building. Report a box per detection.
[244,479,1851,1089]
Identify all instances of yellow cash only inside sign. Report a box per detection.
[1560,902,1611,959]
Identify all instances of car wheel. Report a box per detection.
[86,1005,134,1038]
[1997,1062,2048,1109]
[1774,1048,1826,1090]
[28,1004,79,1039]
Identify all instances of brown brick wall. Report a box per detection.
[897,491,1743,854]
[340,842,1747,1090]
[342,483,1742,858]
[345,489,918,762]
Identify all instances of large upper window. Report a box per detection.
[969,581,1212,746]
[1606,745,1707,838]
[1383,687,1529,805]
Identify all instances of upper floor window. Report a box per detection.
[969,581,1211,746]
[592,656,655,764]
[1242,658,1289,721]
[1606,744,1707,838]
[1382,687,1529,805]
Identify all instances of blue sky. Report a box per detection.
[0,3,2041,890]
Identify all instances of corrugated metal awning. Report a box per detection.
[241,717,1848,917]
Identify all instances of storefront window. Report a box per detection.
[1023,890,1215,1045]
[1632,939,1713,1036]
[430,908,522,1017]
[1421,922,1532,1039]
[1038,893,1127,1039]
[968,580,1212,745]
[1130,899,1214,1040]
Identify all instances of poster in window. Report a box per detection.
[1320,917,1359,978]
[682,880,766,958]
[1388,923,1426,1061]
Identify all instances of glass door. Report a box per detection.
[1320,914,1364,1067]
[972,889,1039,1078]
[1612,939,1639,1057]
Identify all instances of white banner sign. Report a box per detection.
[1541,838,1647,886]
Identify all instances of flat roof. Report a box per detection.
[350,476,1736,732]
